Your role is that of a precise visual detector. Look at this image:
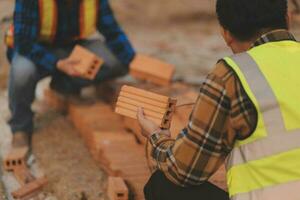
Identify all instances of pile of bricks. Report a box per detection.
[68,101,150,200]
[45,81,227,200]
[3,147,48,199]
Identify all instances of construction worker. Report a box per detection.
[6,0,135,149]
[137,0,300,199]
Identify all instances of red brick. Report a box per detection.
[44,88,67,112]
[121,85,170,103]
[69,45,104,80]
[130,54,175,86]
[3,147,29,172]
[14,166,35,186]
[11,177,48,199]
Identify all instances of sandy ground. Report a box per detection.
[0,0,300,199]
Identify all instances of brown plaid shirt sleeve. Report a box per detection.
[149,60,258,187]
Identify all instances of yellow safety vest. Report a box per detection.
[223,40,300,200]
[5,0,98,48]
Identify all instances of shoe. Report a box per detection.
[12,132,30,149]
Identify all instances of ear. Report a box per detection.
[220,26,234,47]
[286,12,292,30]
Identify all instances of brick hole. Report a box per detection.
[6,161,10,166]
[166,111,172,117]
[12,160,16,166]
[117,193,124,197]
[18,160,22,165]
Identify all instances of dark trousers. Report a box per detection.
[144,170,230,200]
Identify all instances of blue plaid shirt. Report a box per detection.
[11,0,135,72]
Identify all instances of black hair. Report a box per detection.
[216,0,288,41]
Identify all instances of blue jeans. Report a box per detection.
[8,39,128,134]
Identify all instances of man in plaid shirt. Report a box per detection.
[7,0,135,149]
[138,0,297,199]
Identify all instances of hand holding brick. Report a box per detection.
[130,54,175,86]
[115,85,177,129]
[69,45,104,80]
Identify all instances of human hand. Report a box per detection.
[137,107,170,138]
[57,57,81,77]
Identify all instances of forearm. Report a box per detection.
[150,129,222,187]
[98,0,135,66]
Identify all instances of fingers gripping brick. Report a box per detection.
[115,85,177,129]
[69,45,104,80]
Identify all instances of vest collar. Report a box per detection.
[252,29,297,48]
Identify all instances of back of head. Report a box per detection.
[216,0,288,41]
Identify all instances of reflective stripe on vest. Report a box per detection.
[79,0,98,39]
[223,40,300,200]
[4,24,14,48]
[38,0,57,42]
[5,0,98,47]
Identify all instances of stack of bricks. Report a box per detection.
[69,45,104,80]
[44,81,227,199]
[115,85,177,129]
[68,101,150,200]
[3,147,48,199]
[130,54,175,86]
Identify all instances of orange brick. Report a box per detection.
[107,177,128,200]
[3,147,29,171]
[130,54,175,86]
[44,88,67,112]
[121,85,170,103]
[115,86,177,129]
[14,166,35,186]
[11,177,48,199]
[118,96,166,114]
[69,45,104,80]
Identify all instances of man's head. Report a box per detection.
[216,0,289,53]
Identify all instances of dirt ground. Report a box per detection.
[0,0,300,199]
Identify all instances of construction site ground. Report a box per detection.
[0,0,300,199]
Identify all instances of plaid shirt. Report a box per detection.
[11,0,135,72]
[150,30,297,187]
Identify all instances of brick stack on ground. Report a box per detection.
[45,82,227,200]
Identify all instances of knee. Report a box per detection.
[10,54,38,88]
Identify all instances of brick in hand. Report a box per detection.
[130,54,175,86]
[115,85,177,129]
[69,45,104,80]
